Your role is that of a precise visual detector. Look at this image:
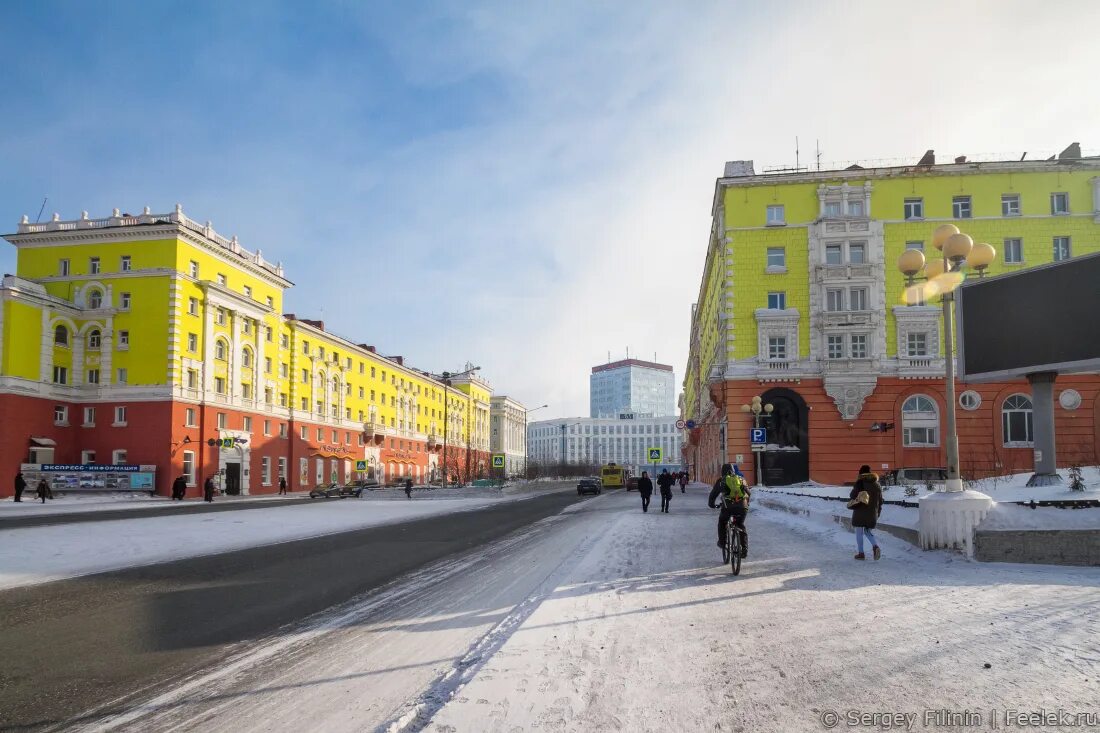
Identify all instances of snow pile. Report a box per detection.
[757,491,919,531]
[978,503,1100,531]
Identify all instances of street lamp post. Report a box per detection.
[740,395,773,486]
[523,404,548,479]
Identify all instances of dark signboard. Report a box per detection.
[20,464,157,492]
[956,251,1100,382]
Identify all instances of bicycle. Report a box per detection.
[716,497,747,575]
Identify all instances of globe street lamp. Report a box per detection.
[740,395,773,486]
[523,404,549,479]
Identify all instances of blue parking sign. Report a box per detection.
[750,428,766,444]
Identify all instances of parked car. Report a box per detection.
[308,483,364,499]
[626,476,639,492]
[881,467,948,489]
[577,478,602,496]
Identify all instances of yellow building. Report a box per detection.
[682,147,1100,486]
[1,205,493,496]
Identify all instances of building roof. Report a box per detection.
[592,359,673,374]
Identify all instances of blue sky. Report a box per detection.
[3,1,1098,418]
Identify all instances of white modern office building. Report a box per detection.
[590,359,676,418]
[527,414,684,470]
[490,395,527,477]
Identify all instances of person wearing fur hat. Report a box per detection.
[848,464,883,560]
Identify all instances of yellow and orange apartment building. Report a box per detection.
[0,206,493,497]
[682,147,1100,486]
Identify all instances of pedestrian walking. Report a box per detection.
[171,475,187,501]
[13,471,26,502]
[848,464,883,560]
[203,476,216,503]
[657,469,673,513]
[278,476,288,495]
[679,472,687,494]
[36,478,50,504]
[404,478,413,499]
[637,471,654,513]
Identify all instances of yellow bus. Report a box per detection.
[600,463,627,489]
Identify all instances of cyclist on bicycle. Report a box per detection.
[708,463,750,558]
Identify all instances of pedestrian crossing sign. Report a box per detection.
[355,460,368,471]
[648,447,662,462]
[492,454,505,468]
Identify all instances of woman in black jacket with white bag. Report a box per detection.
[848,464,883,560]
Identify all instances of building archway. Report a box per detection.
[760,387,809,485]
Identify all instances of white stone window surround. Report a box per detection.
[893,305,941,363]
[755,308,800,362]
[816,181,872,220]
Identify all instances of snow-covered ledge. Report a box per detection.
[919,490,994,557]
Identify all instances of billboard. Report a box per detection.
[956,251,1100,382]
[19,464,158,492]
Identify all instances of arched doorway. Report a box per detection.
[760,387,809,486]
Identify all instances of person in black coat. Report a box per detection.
[171,475,187,501]
[279,476,288,495]
[849,464,884,560]
[13,472,26,502]
[404,478,413,499]
[637,471,654,513]
[203,476,216,503]
[657,470,674,513]
[36,479,50,504]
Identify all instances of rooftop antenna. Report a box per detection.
[816,140,822,172]
[1019,151,1027,161]
[795,136,800,170]
[626,346,630,359]
[35,197,48,224]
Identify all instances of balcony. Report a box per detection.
[821,310,873,328]
[896,356,945,379]
[814,263,876,282]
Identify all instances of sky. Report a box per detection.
[2,0,1098,419]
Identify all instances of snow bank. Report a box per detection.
[978,502,1100,531]
[756,490,919,531]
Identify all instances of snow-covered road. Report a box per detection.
[78,488,1100,733]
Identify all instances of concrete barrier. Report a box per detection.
[974,529,1100,566]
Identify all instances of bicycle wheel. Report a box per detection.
[721,539,729,564]
[729,525,741,576]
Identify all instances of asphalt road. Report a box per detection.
[0,488,588,732]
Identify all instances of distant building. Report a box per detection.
[590,359,675,418]
[490,395,527,476]
[527,414,683,472]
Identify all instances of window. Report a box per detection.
[216,308,226,326]
[87,369,100,384]
[1050,192,1069,215]
[263,419,271,436]
[848,243,866,264]
[84,407,96,426]
[316,427,324,441]
[266,326,273,343]
[88,330,101,349]
[826,288,844,312]
[119,292,131,310]
[280,363,288,378]
[54,405,68,424]
[952,196,971,219]
[300,425,307,440]
[1004,238,1023,264]
[302,341,310,355]
[849,288,868,311]
[1002,194,1020,216]
[1053,236,1071,261]
[185,407,196,427]
[217,413,227,429]
[118,330,129,348]
[262,456,271,486]
[187,333,198,352]
[906,332,928,357]
[767,292,786,310]
[112,449,128,465]
[903,198,924,220]
[280,392,288,407]
[217,273,227,286]
[827,335,844,359]
[767,337,787,360]
[825,244,843,265]
[1002,394,1034,445]
[905,241,924,251]
[117,368,127,384]
[182,451,195,486]
[850,334,868,359]
[187,369,199,389]
[243,285,252,298]
[215,340,227,360]
[824,202,841,217]
[243,416,253,433]
[241,348,252,368]
[242,383,252,399]
[189,260,199,278]
[188,297,198,315]
[82,450,96,464]
[214,376,226,394]
[959,390,982,411]
[766,204,785,225]
[242,319,252,335]
[847,200,864,217]
[120,255,131,272]
[281,334,289,348]
[114,406,127,425]
[300,397,308,410]
[902,395,938,447]
[766,248,785,270]
[279,422,288,437]
[89,256,101,274]
[59,259,70,276]
[54,325,69,346]
[302,369,309,383]
[88,290,103,309]
[266,296,274,308]
[265,357,273,373]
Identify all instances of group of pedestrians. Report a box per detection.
[12,472,52,503]
[636,468,688,513]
